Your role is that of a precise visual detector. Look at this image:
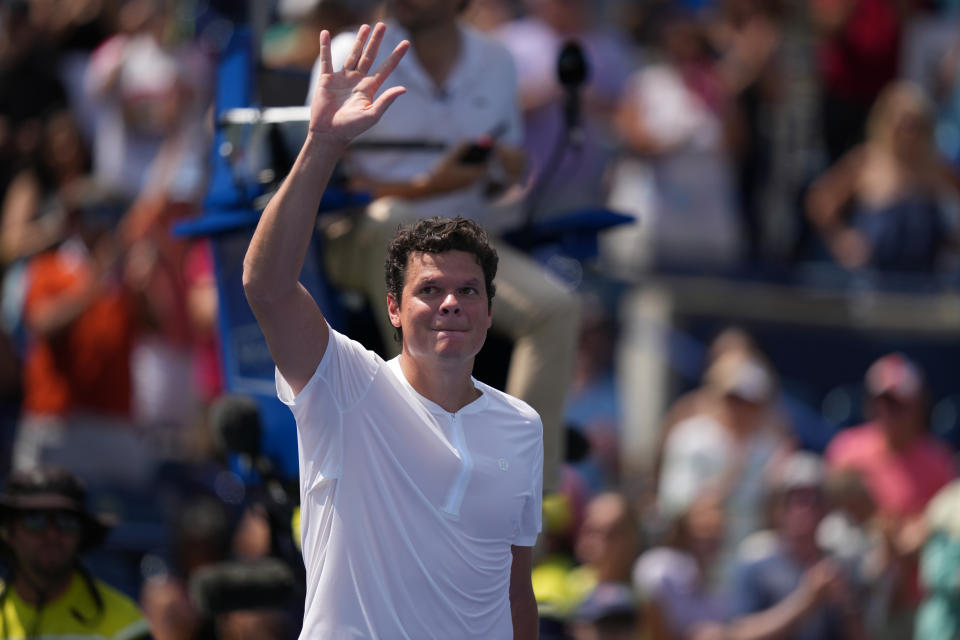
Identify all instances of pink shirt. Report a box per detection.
[825,422,956,517]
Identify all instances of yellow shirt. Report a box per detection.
[0,572,150,639]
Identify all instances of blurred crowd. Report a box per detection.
[0,0,959,639]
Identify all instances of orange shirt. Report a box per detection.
[22,247,137,416]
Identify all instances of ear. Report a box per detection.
[387,293,401,329]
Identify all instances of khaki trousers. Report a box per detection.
[323,198,580,494]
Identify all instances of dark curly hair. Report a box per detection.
[384,217,498,341]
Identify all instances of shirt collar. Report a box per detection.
[384,19,479,100]
[386,356,488,416]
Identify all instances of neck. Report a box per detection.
[878,420,919,451]
[409,20,462,89]
[782,535,821,566]
[398,353,479,413]
[13,569,74,607]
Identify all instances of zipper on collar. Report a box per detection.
[441,412,473,518]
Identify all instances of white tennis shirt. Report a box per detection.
[277,326,543,639]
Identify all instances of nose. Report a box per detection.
[439,292,461,314]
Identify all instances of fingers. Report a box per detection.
[369,86,407,120]
[318,30,333,75]
[369,38,410,93]
[357,22,386,74]
[343,24,371,71]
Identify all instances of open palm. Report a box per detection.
[309,23,409,145]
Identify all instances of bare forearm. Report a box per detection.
[242,133,343,302]
[511,590,538,640]
[509,546,538,640]
[28,281,101,338]
[726,588,816,640]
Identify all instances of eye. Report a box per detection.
[420,285,437,295]
[460,286,479,295]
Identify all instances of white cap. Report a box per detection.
[772,451,825,492]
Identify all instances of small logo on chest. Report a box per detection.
[498,458,509,472]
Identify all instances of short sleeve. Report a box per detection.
[24,254,75,316]
[513,419,543,546]
[276,325,380,483]
[823,430,850,467]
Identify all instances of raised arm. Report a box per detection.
[243,23,408,395]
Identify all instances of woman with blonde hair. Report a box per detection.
[806,81,960,274]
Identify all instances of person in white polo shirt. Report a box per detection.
[243,23,542,640]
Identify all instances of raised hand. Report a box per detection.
[309,23,409,146]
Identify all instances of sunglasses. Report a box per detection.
[17,510,83,534]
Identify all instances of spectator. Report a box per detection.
[84,0,211,202]
[606,9,743,272]
[806,81,960,274]
[576,492,641,589]
[565,294,623,493]
[810,0,907,163]
[81,0,214,441]
[533,491,640,638]
[569,581,643,640]
[657,348,792,581]
[916,478,960,640]
[308,0,580,494]
[0,110,86,268]
[140,574,201,640]
[825,352,957,632]
[633,489,729,640]
[11,186,154,489]
[652,326,792,488]
[79,2,208,438]
[717,451,869,640]
[709,0,785,265]
[816,468,900,639]
[1,110,89,355]
[28,0,121,145]
[927,23,960,166]
[492,0,633,222]
[0,0,67,196]
[0,467,150,639]
[825,352,956,519]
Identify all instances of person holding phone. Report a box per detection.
[307,0,581,495]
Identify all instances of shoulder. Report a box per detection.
[915,435,958,470]
[825,423,876,461]
[477,380,542,428]
[665,414,726,449]
[633,547,699,599]
[735,529,782,568]
[277,325,382,409]
[462,24,516,71]
[93,578,151,637]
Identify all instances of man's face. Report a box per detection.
[388,250,492,365]
[388,0,460,31]
[777,487,825,540]
[575,495,636,578]
[6,510,82,584]
[873,393,923,440]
